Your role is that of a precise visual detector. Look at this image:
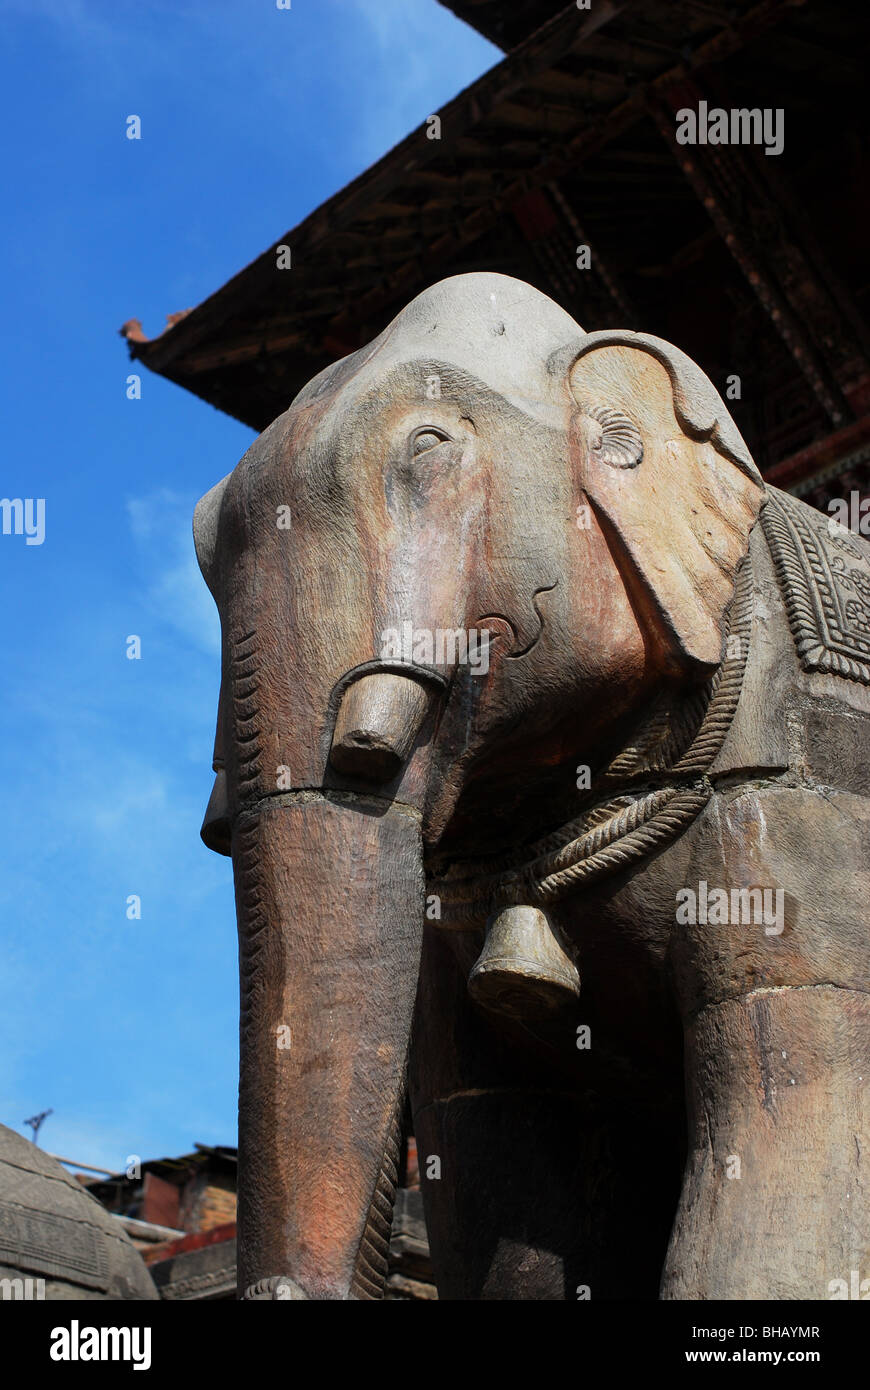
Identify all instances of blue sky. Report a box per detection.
[0,0,497,1174]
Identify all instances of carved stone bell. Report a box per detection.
[468,904,581,1021]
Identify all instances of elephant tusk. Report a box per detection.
[330,671,434,782]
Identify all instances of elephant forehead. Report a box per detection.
[293,272,584,427]
[382,272,583,370]
[279,358,565,493]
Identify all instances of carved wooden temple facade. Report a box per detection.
[123,0,869,514]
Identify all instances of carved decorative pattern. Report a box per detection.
[232,630,262,804]
[155,1265,237,1300]
[761,486,870,685]
[350,1095,403,1301]
[231,630,269,1042]
[240,1274,307,1300]
[582,404,643,469]
[0,1202,109,1290]
[234,817,269,1040]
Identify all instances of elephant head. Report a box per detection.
[193,272,764,1299]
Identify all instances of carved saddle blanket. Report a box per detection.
[762,484,870,685]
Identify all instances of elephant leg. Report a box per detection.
[409,922,681,1300]
[662,986,870,1299]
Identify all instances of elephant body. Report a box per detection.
[415,502,870,1299]
[194,273,869,1300]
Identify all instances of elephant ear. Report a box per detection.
[193,473,231,599]
[568,330,765,672]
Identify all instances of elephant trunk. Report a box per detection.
[233,792,424,1300]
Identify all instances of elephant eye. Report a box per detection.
[410,427,451,458]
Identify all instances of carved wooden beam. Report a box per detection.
[547,180,638,325]
[509,181,638,328]
[648,84,853,428]
[695,69,870,393]
[326,0,802,348]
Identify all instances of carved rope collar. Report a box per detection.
[429,551,755,929]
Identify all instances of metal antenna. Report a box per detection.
[23,1109,53,1146]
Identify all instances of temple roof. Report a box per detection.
[436,0,566,50]
[123,0,870,486]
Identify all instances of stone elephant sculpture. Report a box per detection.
[194,272,869,1301]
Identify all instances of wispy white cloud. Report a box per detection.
[340,0,499,164]
[126,488,220,656]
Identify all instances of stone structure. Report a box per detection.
[194,273,870,1300]
[0,1124,157,1300]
